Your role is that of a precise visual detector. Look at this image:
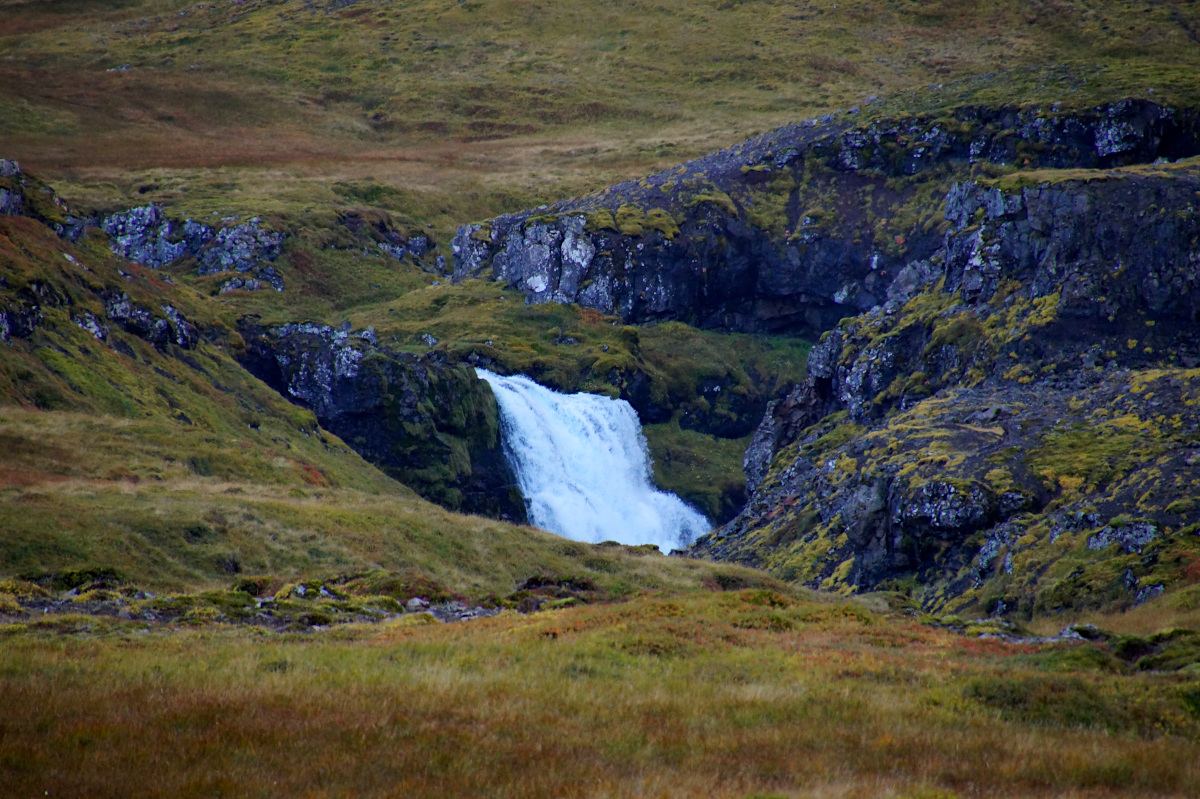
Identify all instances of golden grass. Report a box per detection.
[2,591,1199,797]
[0,404,782,597]
[4,0,1200,246]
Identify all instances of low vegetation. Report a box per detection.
[4,0,1200,246]
[4,589,1200,797]
[4,1,1200,793]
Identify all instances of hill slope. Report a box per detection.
[0,160,769,601]
[3,2,1200,616]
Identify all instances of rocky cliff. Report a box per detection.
[451,100,1200,338]
[454,100,1200,613]
[690,165,1200,614]
[238,320,524,521]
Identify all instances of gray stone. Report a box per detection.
[72,312,107,340]
[102,205,191,267]
[197,218,283,274]
[0,188,24,217]
[1087,521,1159,553]
[1134,584,1165,606]
[450,224,492,278]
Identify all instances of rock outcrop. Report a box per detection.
[0,269,199,354]
[0,164,203,353]
[100,205,286,291]
[2,161,443,297]
[449,99,1200,613]
[238,320,525,521]
[452,100,1200,338]
[689,166,1200,614]
[0,162,289,291]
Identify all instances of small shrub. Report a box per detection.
[0,579,50,599]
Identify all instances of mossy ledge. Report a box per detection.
[451,99,1200,339]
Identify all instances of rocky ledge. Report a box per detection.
[452,99,1200,613]
[0,159,442,295]
[451,100,1200,339]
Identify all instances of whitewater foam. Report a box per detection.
[476,369,710,553]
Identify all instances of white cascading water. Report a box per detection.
[476,369,711,553]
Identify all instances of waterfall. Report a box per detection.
[476,369,711,553]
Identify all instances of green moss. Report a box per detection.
[643,208,680,239]
[964,674,1194,736]
[1167,498,1199,515]
[1023,644,1127,674]
[742,170,796,236]
[1026,428,1164,496]
[684,190,738,216]
[800,415,866,459]
[642,418,750,523]
[614,203,645,236]
[585,209,618,233]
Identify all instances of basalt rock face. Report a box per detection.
[689,166,1200,614]
[452,100,1200,339]
[0,255,199,354]
[239,321,525,522]
[94,204,441,291]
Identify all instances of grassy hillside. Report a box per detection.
[0,183,771,599]
[3,0,1199,245]
[1,0,1198,598]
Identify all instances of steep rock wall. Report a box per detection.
[239,321,525,522]
[690,167,1200,613]
[452,101,1200,338]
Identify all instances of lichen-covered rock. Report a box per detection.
[0,280,71,342]
[72,312,108,341]
[450,223,492,278]
[688,163,1200,614]
[98,205,285,289]
[239,321,524,520]
[101,205,213,268]
[195,218,283,275]
[0,188,24,217]
[1087,522,1159,554]
[102,292,197,349]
